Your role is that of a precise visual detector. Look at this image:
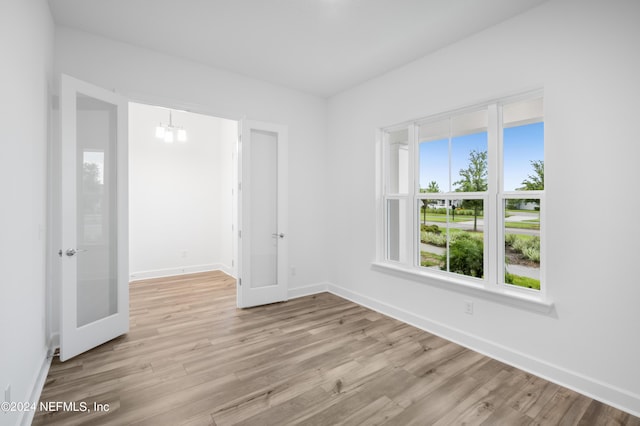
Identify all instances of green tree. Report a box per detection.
[519,160,544,191]
[517,159,544,209]
[424,181,440,193]
[453,150,487,231]
[420,181,440,225]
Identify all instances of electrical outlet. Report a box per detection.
[5,384,10,402]
[464,300,474,315]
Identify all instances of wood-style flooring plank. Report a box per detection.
[32,271,639,425]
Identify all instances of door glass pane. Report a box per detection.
[76,94,118,327]
[250,130,278,288]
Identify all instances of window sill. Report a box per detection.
[371,261,554,314]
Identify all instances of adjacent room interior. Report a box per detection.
[128,102,237,282]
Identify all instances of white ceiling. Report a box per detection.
[48,0,548,98]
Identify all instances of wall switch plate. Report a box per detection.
[464,300,474,315]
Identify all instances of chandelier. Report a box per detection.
[155,110,187,143]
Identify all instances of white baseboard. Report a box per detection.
[129,264,228,282]
[326,282,640,418]
[20,350,52,426]
[217,264,236,278]
[287,282,329,300]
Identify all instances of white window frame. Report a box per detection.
[374,90,552,312]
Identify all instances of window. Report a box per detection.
[379,91,544,298]
[501,96,544,290]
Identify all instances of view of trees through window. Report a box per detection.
[417,109,489,281]
[411,96,544,290]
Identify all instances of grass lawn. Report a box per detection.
[506,209,540,214]
[505,232,536,241]
[504,221,540,230]
[421,214,481,223]
[505,273,540,290]
[420,251,442,268]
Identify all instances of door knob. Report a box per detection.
[65,248,87,257]
[271,233,285,239]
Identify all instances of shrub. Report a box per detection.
[454,208,479,216]
[429,207,448,215]
[421,229,483,248]
[422,231,446,247]
[443,234,483,278]
[505,233,517,246]
[506,235,540,263]
[522,246,540,262]
[512,238,529,252]
[421,224,441,234]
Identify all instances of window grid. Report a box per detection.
[380,91,543,296]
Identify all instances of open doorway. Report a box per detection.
[127,102,238,282]
[50,77,289,360]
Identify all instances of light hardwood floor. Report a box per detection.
[34,271,639,425]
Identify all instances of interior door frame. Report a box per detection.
[49,82,288,354]
[237,120,289,308]
[59,74,129,361]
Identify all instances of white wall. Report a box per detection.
[218,119,237,276]
[0,1,54,425]
[54,26,329,293]
[129,103,237,280]
[327,0,640,416]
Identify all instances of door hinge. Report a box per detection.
[238,278,242,286]
[238,182,242,191]
[238,230,242,238]
[58,249,62,257]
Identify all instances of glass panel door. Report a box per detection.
[76,94,118,327]
[238,120,288,308]
[249,129,278,288]
[60,75,128,361]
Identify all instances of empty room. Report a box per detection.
[2,0,640,425]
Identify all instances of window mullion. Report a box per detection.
[407,124,417,267]
[487,103,500,288]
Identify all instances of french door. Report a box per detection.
[59,75,129,361]
[237,121,288,308]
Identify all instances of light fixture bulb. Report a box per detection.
[177,128,187,142]
[155,110,187,144]
[164,129,174,143]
